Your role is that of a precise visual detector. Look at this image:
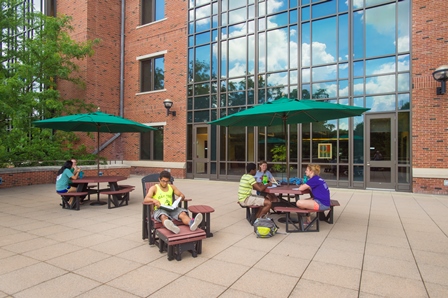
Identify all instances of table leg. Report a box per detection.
[90,181,106,206]
[204,213,213,237]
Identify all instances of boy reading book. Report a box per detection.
[143,170,202,234]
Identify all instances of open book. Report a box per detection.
[159,197,182,211]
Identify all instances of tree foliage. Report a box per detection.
[0,0,100,166]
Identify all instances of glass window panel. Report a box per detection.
[267,0,288,13]
[258,17,266,31]
[353,60,364,77]
[248,35,255,74]
[397,112,410,165]
[258,32,266,72]
[267,87,286,101]
[258,74,266,88]
[194,83,210,95]
[188,48,194,82]
[353,97,364,107]
[267,28,288,72]
[290,85,298,98]
[302,6,310,21]
[312,64,337,81]
[229,7,246,25]
[312,17,337,65]
[228,37,247,78]
[212,43,218,79]
[189,22,195,34]
[195,32,210,45]
[187,111,193,123]
[228,91,246,106]
[229,0,244,10]
[196,4,211,19]
[366,74,395,94]
[339,63,348,79]
[366,0,392,6]
[228,23,246,37]
[302,0,310,5]
[211,94,218,108]
[211,81,218,94]
[196,18,211,32]
[366,56,395,76]
[339,80,348,97]
[353,78,364,96]
[366,4,396,57]
[213,2,218,14]
[258,88,266,103]
[366,95,395,112]
[197,0,210,6]
[221,27,227,39]
[302,122,310,163]
[290,9,297,24]
[248,87,255,105]
[222,12,227,26]
[339,0,348,12]
[189,9,194,22]
[212,15,218,28]
[195,45,211,81]
[258,1,266,17]
[228,126,246,161]
[189,35,194,47]
[194,96,210,109]
[194,110,209,122]
[249,5,255,19]
[221,40,227,77]
[398,54,409,72]
[312,0,336,19]
[248,20,255,33]
[267,12,288,29]
[290,70,298,85]
[398,0,410,53]
[302,84,311,99]
[302,68,310,83]
[312,81,336,98]
[267,71,288,87]
[301,22,310,67]
[290,0,298,8]
[397,73,410,92]
[188,97,193,110]
[338,14,348,62]
[398,93,409,110]
[290,25,298,69]
[352,11,364,59]
[220,93,226,106]
[228,78,245,91]
[222,0,228,11]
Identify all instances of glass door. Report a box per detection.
[193,125,209,178]
[365,113,396,189]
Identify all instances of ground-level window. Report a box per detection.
[141,0,164,25]
[141,56,164,92]
[140,126,164,160]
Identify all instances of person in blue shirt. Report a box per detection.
[56,160,81,205]
[296,164,330,223]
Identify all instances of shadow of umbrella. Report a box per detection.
[209,97,370,182]
[33,109,156,175]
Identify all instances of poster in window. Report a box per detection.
[318,143,332,159]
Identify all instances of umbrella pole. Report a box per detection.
[284,117,290,185]
[91,125,106,206]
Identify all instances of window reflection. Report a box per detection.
[312,17,336,65]
[366,95,395,112]
[365,4,395,58]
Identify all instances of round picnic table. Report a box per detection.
[188,205,215,238]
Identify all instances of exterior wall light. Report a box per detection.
[432,65,448,95]
[163,99,176,116]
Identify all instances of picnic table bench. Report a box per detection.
[59,192,88,210]
[102,187,134,209]
[273,199,340,232]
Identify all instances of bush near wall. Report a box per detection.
[0,165,131,189]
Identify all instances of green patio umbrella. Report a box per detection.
[209,97,370,180]
[33,109,156,174]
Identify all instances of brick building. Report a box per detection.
[39,0,448,193]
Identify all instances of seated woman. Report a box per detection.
[56,160,82,205]
[296,164,330,224]
[254,160,278,201]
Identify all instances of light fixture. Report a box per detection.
[163,99,176,116]
[432,65,448,95]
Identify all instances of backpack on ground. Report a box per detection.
[253,217,278,238]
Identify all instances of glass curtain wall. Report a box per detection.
[187,0,411,188]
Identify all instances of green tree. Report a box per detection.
[0,0,100,166]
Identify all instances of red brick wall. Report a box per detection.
[412,0,448,194]
[55,0,188,175]
[0,167,131,189]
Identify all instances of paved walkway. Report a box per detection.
[1,176,447,297]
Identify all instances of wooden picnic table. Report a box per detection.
[72,176,127,206]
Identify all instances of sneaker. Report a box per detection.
[189,213,203,231]
[163,219,180,234]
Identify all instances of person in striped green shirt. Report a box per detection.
[238,163,277,219]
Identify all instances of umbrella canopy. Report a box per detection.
[33,110,156,173]
[209,97,370,181]
[209,97,370,127]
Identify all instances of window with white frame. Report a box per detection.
[140,126,164,160]
[141,0,165,25]
[140,55,165,92]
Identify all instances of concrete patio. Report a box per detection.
[1,175,447,297]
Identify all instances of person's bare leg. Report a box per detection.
[178,211,191,225]
[296,200,315,223]
[255,199,271,218]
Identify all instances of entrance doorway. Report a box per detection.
[365,113,396,189]
[193,125,209,178]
